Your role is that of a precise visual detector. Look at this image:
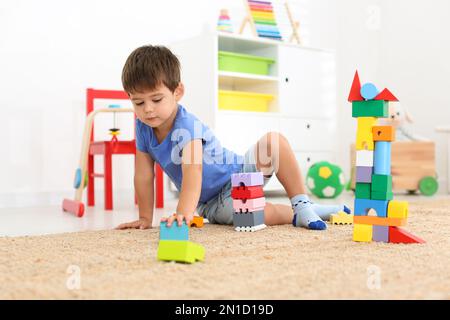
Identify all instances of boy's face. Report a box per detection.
[129,83,184,129]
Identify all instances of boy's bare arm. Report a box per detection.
[164,139,203,227]
[116,150,155,230]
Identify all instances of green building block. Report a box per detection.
[371,191,394,201]
[355,183,371,199]
[352,100,389,118]
[372,174,393,193]
[157,240,205,264]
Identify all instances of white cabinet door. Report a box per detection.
[278,46,336,119]
[278,118,336,152]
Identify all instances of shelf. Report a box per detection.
[218,71,278,83]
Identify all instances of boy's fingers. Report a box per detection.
[177,215,184,226]
[166,216,175,227]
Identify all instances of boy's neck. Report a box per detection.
[153,104,179,143]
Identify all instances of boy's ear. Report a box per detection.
[174,82,185,102]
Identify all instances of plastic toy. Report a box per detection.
[348,71,425,244]
[189,216,204,228]
[157,220,205,264]
[330,212,354,225]
[306,161,346,199]
[231,172,266,232]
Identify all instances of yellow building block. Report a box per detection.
[330,212,354,225]
[353,224,373,242]
[388,201,409,219]
[356,117,377,151]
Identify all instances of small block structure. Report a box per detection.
[157,240,205,264]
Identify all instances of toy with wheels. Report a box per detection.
[306,161,346,199]
[62,107,134,217]
[350,141,439,196]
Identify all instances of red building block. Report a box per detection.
[231,186,264,200]
[375,88,399,102]
[348,71,364,102]
[389,227,426,244]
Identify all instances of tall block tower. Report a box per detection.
[348,71,425,244]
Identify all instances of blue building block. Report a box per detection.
[160,221,189,241]
[360,83,380,100]
[354,198,388,217]
[374,141,391,175]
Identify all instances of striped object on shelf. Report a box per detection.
[247,0,282,40]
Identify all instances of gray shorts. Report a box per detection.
[196,145,272,225]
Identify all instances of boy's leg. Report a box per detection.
[254,132,327,230]
[264,202,293,226]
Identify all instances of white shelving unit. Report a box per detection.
[170,31,338,192]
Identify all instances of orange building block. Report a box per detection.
[190,216,204,228]
[372,126,396,142]
[353,216,406,227]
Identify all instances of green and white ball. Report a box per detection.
[306,161,346,199]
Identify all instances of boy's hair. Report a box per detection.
[121,45,181,94]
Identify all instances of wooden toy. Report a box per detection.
[231,186,264,200]
[389,227,425,244]
[348,70,425,244]
[233,197,266,213]
[217,9,234,33]
[352,100,389,118]
[353,216,406,227]
[160,221,189,241]
[356,166,373,183]
[373,126,396,142]
[353,224,373,242]
[387,201,408,219]
[330,212,354,225]
[375,88,399,101]
[355,183,371,199]
[239,0,283,40]
[374,142,391,175]
[373,225,389,243]
[354,198,388,217]
[157,241,205,264]
[360,83,380,100]
[231,172,264,187]
[356,117,377,151]
[348,71,364,102]
[189,216,204,228]
[285,1,301,44]
[350,142,437,195]
[356,150,374,167]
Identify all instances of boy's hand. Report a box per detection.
[116,217,151,230]
[161,213,193,227]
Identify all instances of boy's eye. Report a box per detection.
[135,102,144,106]
[153,98,163,103]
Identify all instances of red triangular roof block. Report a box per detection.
[348,71,364,102]
[375,88,399,102]
[389,227,426,244]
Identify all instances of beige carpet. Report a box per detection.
[1,199,450,300]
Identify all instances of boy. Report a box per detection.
[116,45,349,231]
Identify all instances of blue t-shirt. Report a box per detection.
[135,104,244,204]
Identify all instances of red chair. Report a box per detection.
[86,88,164,211]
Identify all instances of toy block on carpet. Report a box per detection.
[231,172,264,187]
[330,211,354,225]
[352,100,389,118]
[356,166,373,183]
[160,221,189,241]
[389,227,426,244]
[374,142,391,175]
[373,126,396,142]
[157,240,205,264]
[353,224,373,242]
[387,201,409,219]
[353,216,406,227]
[231,186,264,200]
[355,183,371,199]
[373,225,389,243]
[233,210,265,228]
[354,198,389,217]
[233,197,266,213]
[372,175,393,193]
[189,216,204,228]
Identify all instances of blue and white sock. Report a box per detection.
[310,204,351,221]
[291,194,327,231]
